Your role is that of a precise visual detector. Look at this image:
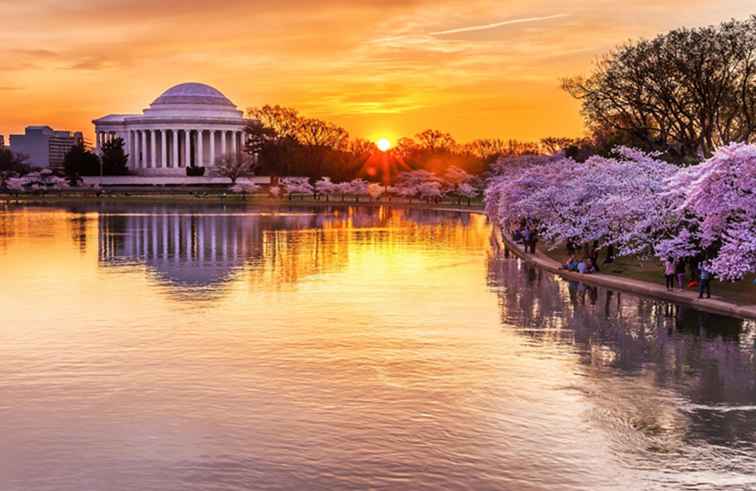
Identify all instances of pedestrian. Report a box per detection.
[675,258,686,289]
[605,244,615,264]
[529,229,538,254]
[522,227,532,253]
[561,255,578,271]
[589,246,600,273]
[578,258,595,274]
[513,228,522,243]
[566,239,576,256]
[698,265,712,299]
[664,258,675,291]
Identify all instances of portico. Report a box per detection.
[93,83,246,175]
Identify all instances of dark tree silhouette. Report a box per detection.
[0,148,30,175]
[63,141,100,182]
[101,137,129,175]
[563,16,756,164]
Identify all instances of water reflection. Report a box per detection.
[488,256,756,483]
[1,205,754,490]
[94,204,479,293]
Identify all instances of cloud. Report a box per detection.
[67,57,113,70]
[430,13,570,36]
[9,48,59,59]
[0,0,753,143]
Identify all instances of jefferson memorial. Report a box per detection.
[93,83,246,175]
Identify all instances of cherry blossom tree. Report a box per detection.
[395,170,442,203]
[443,165,473,189]
[367,182,384,201]
[2,171,70,196]
[347,178,369,202]
[27,170,69,193]
[230,182,260,196]
[658,143,756,280]
[315,177,337,201]
[281,177,313,200]
[4,177,27,196]
[457,183,479,206]
[384,185,398,202]
[334,181,352,201]
[485,143,756,280]
[417,181,443,203]
[396,184,419,203]
[442,165,479,205]
[485,148,679,256]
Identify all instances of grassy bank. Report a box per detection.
[547,245,756,305]
[0,189,484,210]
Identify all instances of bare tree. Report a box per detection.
[415,129,457,153]
[249,105,302,139]
[297,118,349,150]
[462,139,540,160]
[563,16,756,162]
[540,137,578,155]
[215,152,257,184]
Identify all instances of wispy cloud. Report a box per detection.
[431,13,569,36]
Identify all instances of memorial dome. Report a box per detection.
[151,82,236,108]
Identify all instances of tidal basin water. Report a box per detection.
[1,204,755,491]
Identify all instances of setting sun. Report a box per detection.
[376,138,392,152]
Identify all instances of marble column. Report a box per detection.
[220,130,227,157]
[197,129,204,167]
[184,129,191,167]
[141,130,147,169]
[149,130,156,168]
[172,129,179,168]
[231,130,237,158]
[209,130,216,167]
[161,130,167,168]
[127,131,133,168]
[131,131,137,168]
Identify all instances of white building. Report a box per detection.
[93,82,246,175]
[9,126,82,169]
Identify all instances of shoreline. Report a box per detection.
[492,226,756,321]
[3,192,754,320]
[0,192,483,211]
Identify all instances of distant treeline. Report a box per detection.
[243,105,569,182]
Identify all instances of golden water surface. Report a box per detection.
[0,204,754,490]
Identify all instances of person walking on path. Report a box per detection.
[675,259,686,289]
[698,265,712,299]
[522,227,532,252]
[664,258,676,291]
[529,229,538,254]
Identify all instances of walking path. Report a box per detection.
[492,226,756,321]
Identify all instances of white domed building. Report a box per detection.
[93,83,246,175]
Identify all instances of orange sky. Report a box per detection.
[1,1,752,144]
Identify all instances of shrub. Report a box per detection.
[186,166,206,177]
